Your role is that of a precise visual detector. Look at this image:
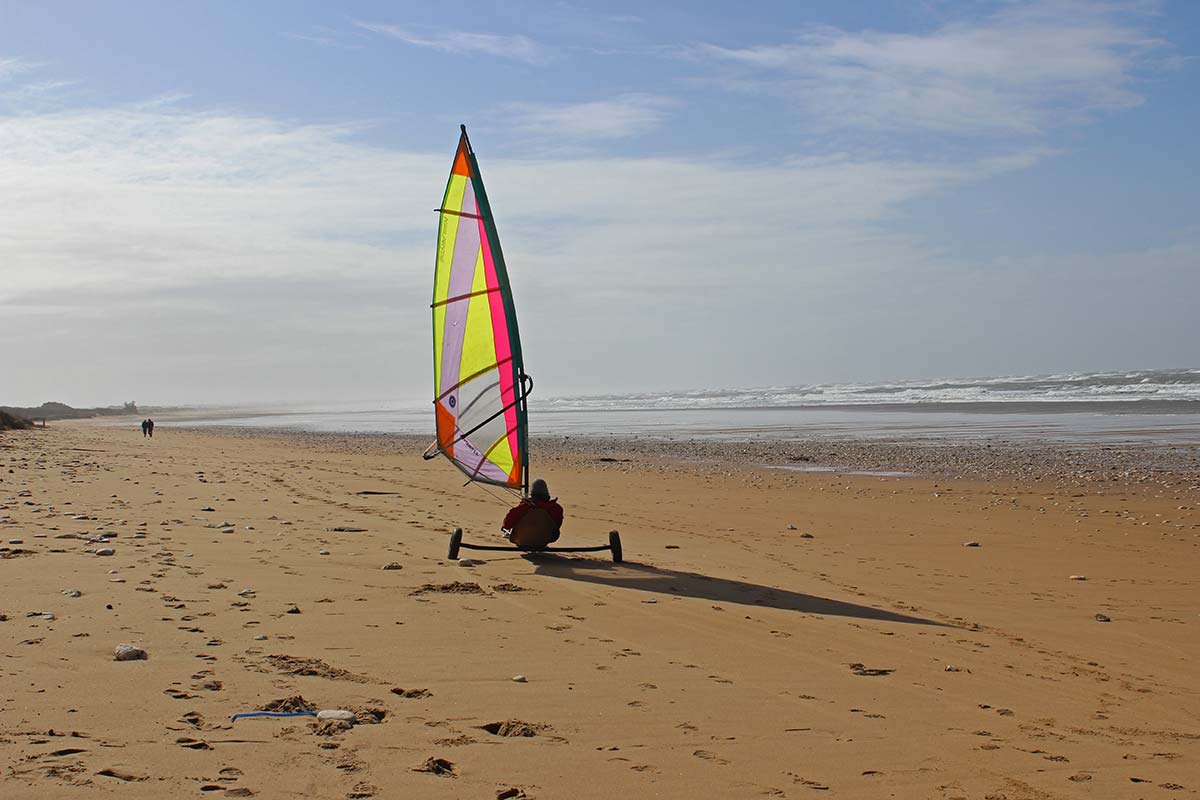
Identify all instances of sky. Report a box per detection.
[1,0,1197,407]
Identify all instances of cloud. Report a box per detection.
[355,21,549,64]
[2,79,78,104]
[283,26,364,50]
[0,99,1029,299]
[689,0,1167,134]
[0,58,79,111]
[0,102,440,301]
[508,93,676,140]
[0,96,1055,403]
[0,56,37,81]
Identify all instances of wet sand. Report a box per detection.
[2,424,1198,798]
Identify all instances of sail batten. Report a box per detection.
[431,286,503,309]
[429,127,528,491]
[437,208,484,220]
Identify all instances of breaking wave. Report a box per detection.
[542,368,1200,411]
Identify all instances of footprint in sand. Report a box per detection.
[692,749,730,765]
[433,735,475,746]
[45,747,88,757]
[97,767,147,782]
[412,757,456,777]
[180,711,205,729]
[177,737,212,750]
[787,773,830,790]
[199,785,250,796]
[480,720,551,738]
[848,663,894,677]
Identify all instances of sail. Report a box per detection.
[427,126,528,490]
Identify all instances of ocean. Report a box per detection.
[170,368,1200,446]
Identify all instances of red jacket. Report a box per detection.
[503,498,564,531]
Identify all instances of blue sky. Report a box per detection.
[1,0,1197,406]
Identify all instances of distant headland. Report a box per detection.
[0,401,140,429]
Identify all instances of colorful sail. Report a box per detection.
[426,126,529,490]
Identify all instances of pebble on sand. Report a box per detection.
[316,709,356,722]
[512,675,528,683]
[95,547,115,556]
[963,541,981,547]
[1095,613,1112,622]
[458,558,481,567]
[114,644,148,661]
[1069,575,1088,581]
[319,550,330,556]
[62,589,82,598]
[381,562,403,570]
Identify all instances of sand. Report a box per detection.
[1,423,1198,799]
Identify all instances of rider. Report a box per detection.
[502,478,564,545]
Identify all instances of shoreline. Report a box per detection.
[162,423,1200,489]
[137,401,1200,451]
[536,398,1200,414]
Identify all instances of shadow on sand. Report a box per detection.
[530,555,944,627]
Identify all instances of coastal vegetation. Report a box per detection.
[0,401,137,422]
[0,409,32,430]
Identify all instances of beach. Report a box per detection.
[2,422,1198,799]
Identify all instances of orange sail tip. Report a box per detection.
[451,143,471,177]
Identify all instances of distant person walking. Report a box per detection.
[147,418,155,438]
[141,419,149,438]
